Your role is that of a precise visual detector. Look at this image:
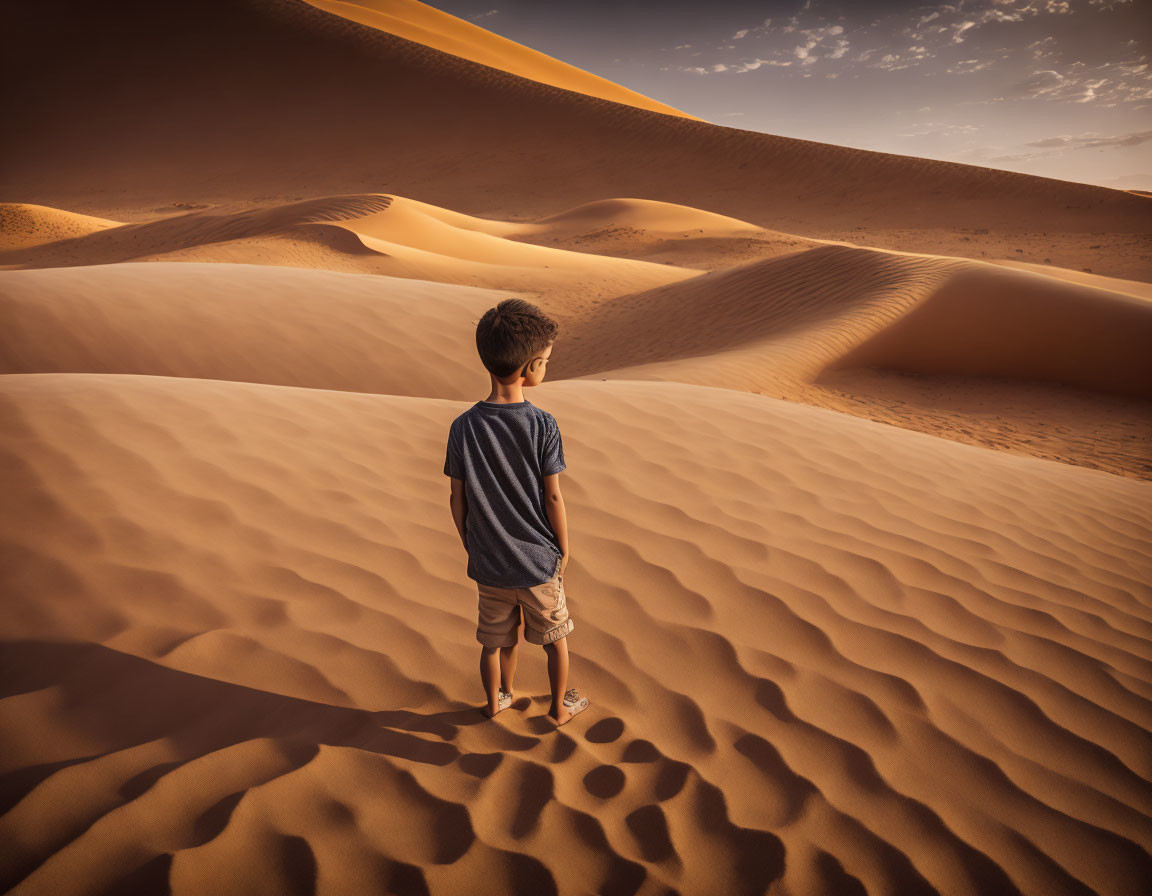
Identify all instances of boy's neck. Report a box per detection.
[484,379,526,404]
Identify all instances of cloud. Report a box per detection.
[1002,59,1152,106]
[963,125,1152,164]
[897,122,981,137]
[945,58,996,74]
[1010,69,1066,98]
[669,0,1147,89]
[1025,128,1152,149]
[678,57,791,75]
[468,8,498,20]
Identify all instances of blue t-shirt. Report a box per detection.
[444,399,567,588]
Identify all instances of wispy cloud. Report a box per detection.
[994,58,1152,106]
[672,0,1141,80]
[960,126,1152,163]
[897,122,981,138]
[469,8,499,20]
[1026,127,1152,149]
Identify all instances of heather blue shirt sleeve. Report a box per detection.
[541,415,566,476]
[443,421,464,478]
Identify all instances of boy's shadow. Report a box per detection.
[371,696,541,746]
[0,638,544,801]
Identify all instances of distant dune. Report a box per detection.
[2,0,1149,279]
[0,204,119,250]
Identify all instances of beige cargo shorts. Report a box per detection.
[476,557,573,647]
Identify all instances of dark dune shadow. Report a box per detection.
[0,638,543,892]
[0,638,525,769]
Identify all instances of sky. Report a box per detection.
[424,0,1152,190]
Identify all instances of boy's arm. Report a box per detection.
[543,473,568,565]
[449,477,468,550]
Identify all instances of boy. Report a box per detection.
[443,298,591,728]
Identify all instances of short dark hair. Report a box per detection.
[475,298,558,378]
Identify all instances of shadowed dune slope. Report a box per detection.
[2,0,1148,276]
[829,264,1152,399]
[0,374,1150,896]
[560,245,1152,399]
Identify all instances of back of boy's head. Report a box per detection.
[476,298,559,379]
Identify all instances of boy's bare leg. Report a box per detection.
[544,637,572,723]
[480,646,502,714]
[499,643,519,697]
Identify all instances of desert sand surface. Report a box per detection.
[2,374,1151,896]
[1,0,1151,894]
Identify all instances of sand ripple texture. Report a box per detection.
[1,373,1150,896]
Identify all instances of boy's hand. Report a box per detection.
[560,553,569,575]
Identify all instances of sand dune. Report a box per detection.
[4,230,1150,478]
[506,198,822,271]
[1,373,1149,896]
[555,243,1152,400]
[990,259,1152,301]
[0,194,773,272]
[0,263,504,398]
[0,204,119,251]
[0,195,699,302]
[302,0,695,119]
[555,245,1152,478]
[2,0,1148,279]
[828,264,1152,399]
[11,200,1144,403]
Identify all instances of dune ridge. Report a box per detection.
[1,373,1150,896]
[301,0,695,119]
[0,195,700,302]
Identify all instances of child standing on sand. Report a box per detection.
[443,298,591,728]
